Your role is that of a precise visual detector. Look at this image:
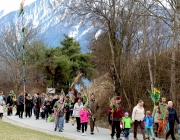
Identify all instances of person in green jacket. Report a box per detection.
[157,97,169,138]
[122,112,132,140]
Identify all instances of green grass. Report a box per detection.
[0,120,72,140]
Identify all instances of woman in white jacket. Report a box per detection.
[132,100,145,140]
[73,98,83,132]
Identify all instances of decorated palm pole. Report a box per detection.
[149,88,161,106]
[19,0,26,109]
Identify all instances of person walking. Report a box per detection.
[166,101,180,140]
[108,96,123,140]
[54,96,65,132]
[132,100,146,140]
[122,112,132,140]
[79,106,90,136]
[73,98,83,132]
[6,92,13,116]
[157,97,169,138]
[0,91,6,118]
[44,97,51,121]
[34,93,41,120]
[25,94,32,118]
[108,111,113,135]
[152,104,159,137]
[88,93,99,135]
[144,111,155,140]
[65,95,71,123]
[32,94,37,116]
[18,92,24,119]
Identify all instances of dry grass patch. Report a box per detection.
[0,120,72,140]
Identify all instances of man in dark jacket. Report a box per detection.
[166,101,180,140]
[6,93,13,116]
[25,94,32,118]
[108,96,123,140]
[34,93,41,120]
[18,92,24,118]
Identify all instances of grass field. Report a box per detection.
[0,119,72,140]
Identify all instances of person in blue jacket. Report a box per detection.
[144,111,155,140]
[166,101,180,140]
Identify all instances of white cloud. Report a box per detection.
[0,0,36,15]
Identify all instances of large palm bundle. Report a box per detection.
[149,88,161,106]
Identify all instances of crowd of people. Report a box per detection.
[108,96,180,140]
[0,90,100,136]
[0,90,180,140]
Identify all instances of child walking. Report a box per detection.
[122,112,132,140]
[79,106,90,136]
[144,111,155,140]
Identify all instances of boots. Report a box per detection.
[155,132,158,137]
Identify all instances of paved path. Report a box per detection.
[5,114,163,140]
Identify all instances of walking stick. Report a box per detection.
[94,120,99,133]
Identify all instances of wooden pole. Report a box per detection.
[21,4,26,111]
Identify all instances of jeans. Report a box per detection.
[35,106,40,119]
[146,127,155,138]
[55,115,64,130]
[69,110,73,116]
[62,116,64,129]
[124,128,130,139]
[33,106,36,115]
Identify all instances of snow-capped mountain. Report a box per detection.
[0,0,93,52]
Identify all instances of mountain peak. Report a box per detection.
[0,0,93,52]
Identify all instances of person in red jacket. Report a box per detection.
[108,96,123,140]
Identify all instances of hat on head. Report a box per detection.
[116,96,121,100]
[124,112,129,116]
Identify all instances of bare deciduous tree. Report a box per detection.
[0,22,39,94]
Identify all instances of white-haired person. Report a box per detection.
[166,101,180,140]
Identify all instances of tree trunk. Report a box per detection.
[170,9,176,104]
[148,58,154,92]
[141,0,154,92]
[170,51,176,104]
